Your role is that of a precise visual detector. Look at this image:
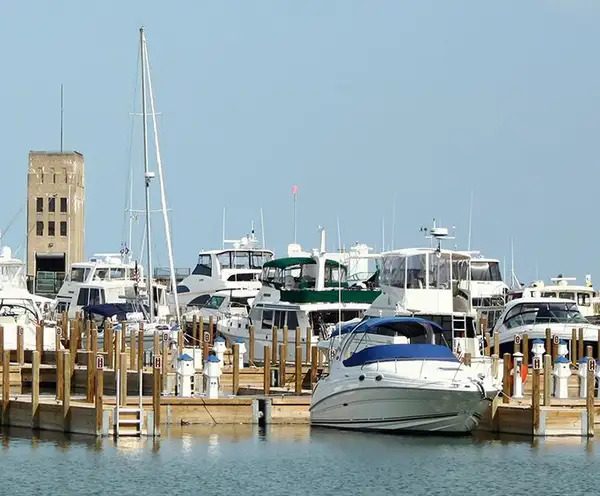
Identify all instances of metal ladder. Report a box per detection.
[113,361,143,437]
[451,314,467,354]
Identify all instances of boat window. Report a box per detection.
[541,292,556,298]
[204,295,225,309]
[471,261,502,282]
[231,252,250,269]
[428,252,451,289]
[261,267,278,284]
[88,288,104,306]
[77,288,89,306]
[286,311,299,330]
[578,293,591,307]
[192,255,212,277]
[227,273,257,282]
[71,268,86,283]
[380,255,405,288]
[109,268,126,280]
[406,254,427,289]
[251,252,273,268]
[188,294,210,307]
[503,302,588,329]
[93,269,108,280]
[218,253,232,269]
[452,259,469,282]
[558,292,575,301]
[261,310,274,330]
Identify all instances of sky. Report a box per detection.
[0,1,599,285]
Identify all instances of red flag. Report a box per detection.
[292,185,298,195]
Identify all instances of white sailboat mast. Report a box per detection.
[142,35,181,325]
[140,26,155,321]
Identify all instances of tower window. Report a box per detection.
[60,197,67,213]
[36,198,43,213]
[48,197,56,212]
[48,221,55,236]
[36,221,44,236]
[60,221,67,236]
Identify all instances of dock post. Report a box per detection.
[513,335,521,355]
[85,320,91,352]
[532,357,541,434]
[543,354,552,406]
[587,358,596,437]
[120,321,127,353]
[295,345,302,394]
[522,334,529,367]
[56,346,64,401]
[248,325,255,367]
[63,351,71,433]
[295,327,301,355]
[130,329,137,372]
[177,328,183,358]
[232,343,240,395]
[16,326,24,366]
[283,325,289,357]
[161,331,168,394]
[579,328,585,363]
[198,316,204,346]
[69,321,77,370]
[484,332,491,356]
[152,355,161,436]
[552,334,558,362]
[32,350,40,429]
[36,324,43,354]
[153,332,159,366]
[0,326,4,365]
[105,322,114,370]
[545,328,551,362]
[95,355,104,436]
[192,316,197,345]
[114,328,121,375]
[120,353,127,407]
[305,327,312,364]
[91,323,98,360]
[278,343,286,387]
[263,345,271,395]
[491,354,499,379]
[271,327,278,365]
[137,328,144,373]
[571,328,577,365]
[311,345,318,387]
[502,353,511,403]
[86,351,94,403]
[493,332,499,357]
[2,350,9,425]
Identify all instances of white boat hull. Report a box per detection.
[310,379,494,433]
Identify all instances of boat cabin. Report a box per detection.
[260,257,347,291]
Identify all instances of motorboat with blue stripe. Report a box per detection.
[310,316,500,434]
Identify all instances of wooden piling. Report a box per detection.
[153,332,159,362]
[120,353,127,407]
[130,329,137,371]
[36,324,43,353]
[484,332,491,356]
[16,326,24,365]
[192,315,197,345]
[552,336,558,362]
[491,354,499,379]
[311,345,318,388]
[586,359,595,437]
[493,332,499,357]
[105,322,114,369]
[545,328,551,360]
[91,323,98,357]
[208,316,214,345]
[137,328,144,372]
[153,357,161,436]
[305,327,312,364]
[202,341,209,362]
[86,351,94,403]
[177,329,183,357]
[513,335,520,355]
[56,345,63,401]
[271,326,278,365]
[114,329,121,374]
[63,351,71,432]
[263,345,271,395]
[283,325,289,356]
[579,328,585,362]
[161,331,168,394]
[295,345,302,394]
[0,326,4,363]
[532,365,541,432]
[120,321,127,352]
[502,352,511,403]
[32,350,40,429]
[232,343,239,396]
[198,316,204,346]
[522,334,529,367]
[279,343,286,387]
[571,328,577,365]
[2,350,9,424]
[95,356,104,436]
[543,354,552,406]
[248,325,255,367]
[85,320,91,352]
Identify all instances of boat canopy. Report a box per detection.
[351,316,444,338]
[263,257,344,270]
[82,303,148,320]
[343,343,459,367]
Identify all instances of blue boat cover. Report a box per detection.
[82,303,149,320]
[343,343,459,367]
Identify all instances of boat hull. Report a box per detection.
[310,381,495,434]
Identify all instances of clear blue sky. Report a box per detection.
[1,1,599,285]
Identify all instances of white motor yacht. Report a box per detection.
[310,316,499,434]
[491,296,600,358]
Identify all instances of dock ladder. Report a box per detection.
[113,361,144,437]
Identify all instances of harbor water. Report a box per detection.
[1,426,599,495]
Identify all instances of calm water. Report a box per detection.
[1,426,598,495]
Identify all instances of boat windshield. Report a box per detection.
[218,251,273,270]
[471,261,502,282]
[503,301,588,329]
[70,267,90,282]
[203,295,226,310]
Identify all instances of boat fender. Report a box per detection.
[509,361,528,384]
